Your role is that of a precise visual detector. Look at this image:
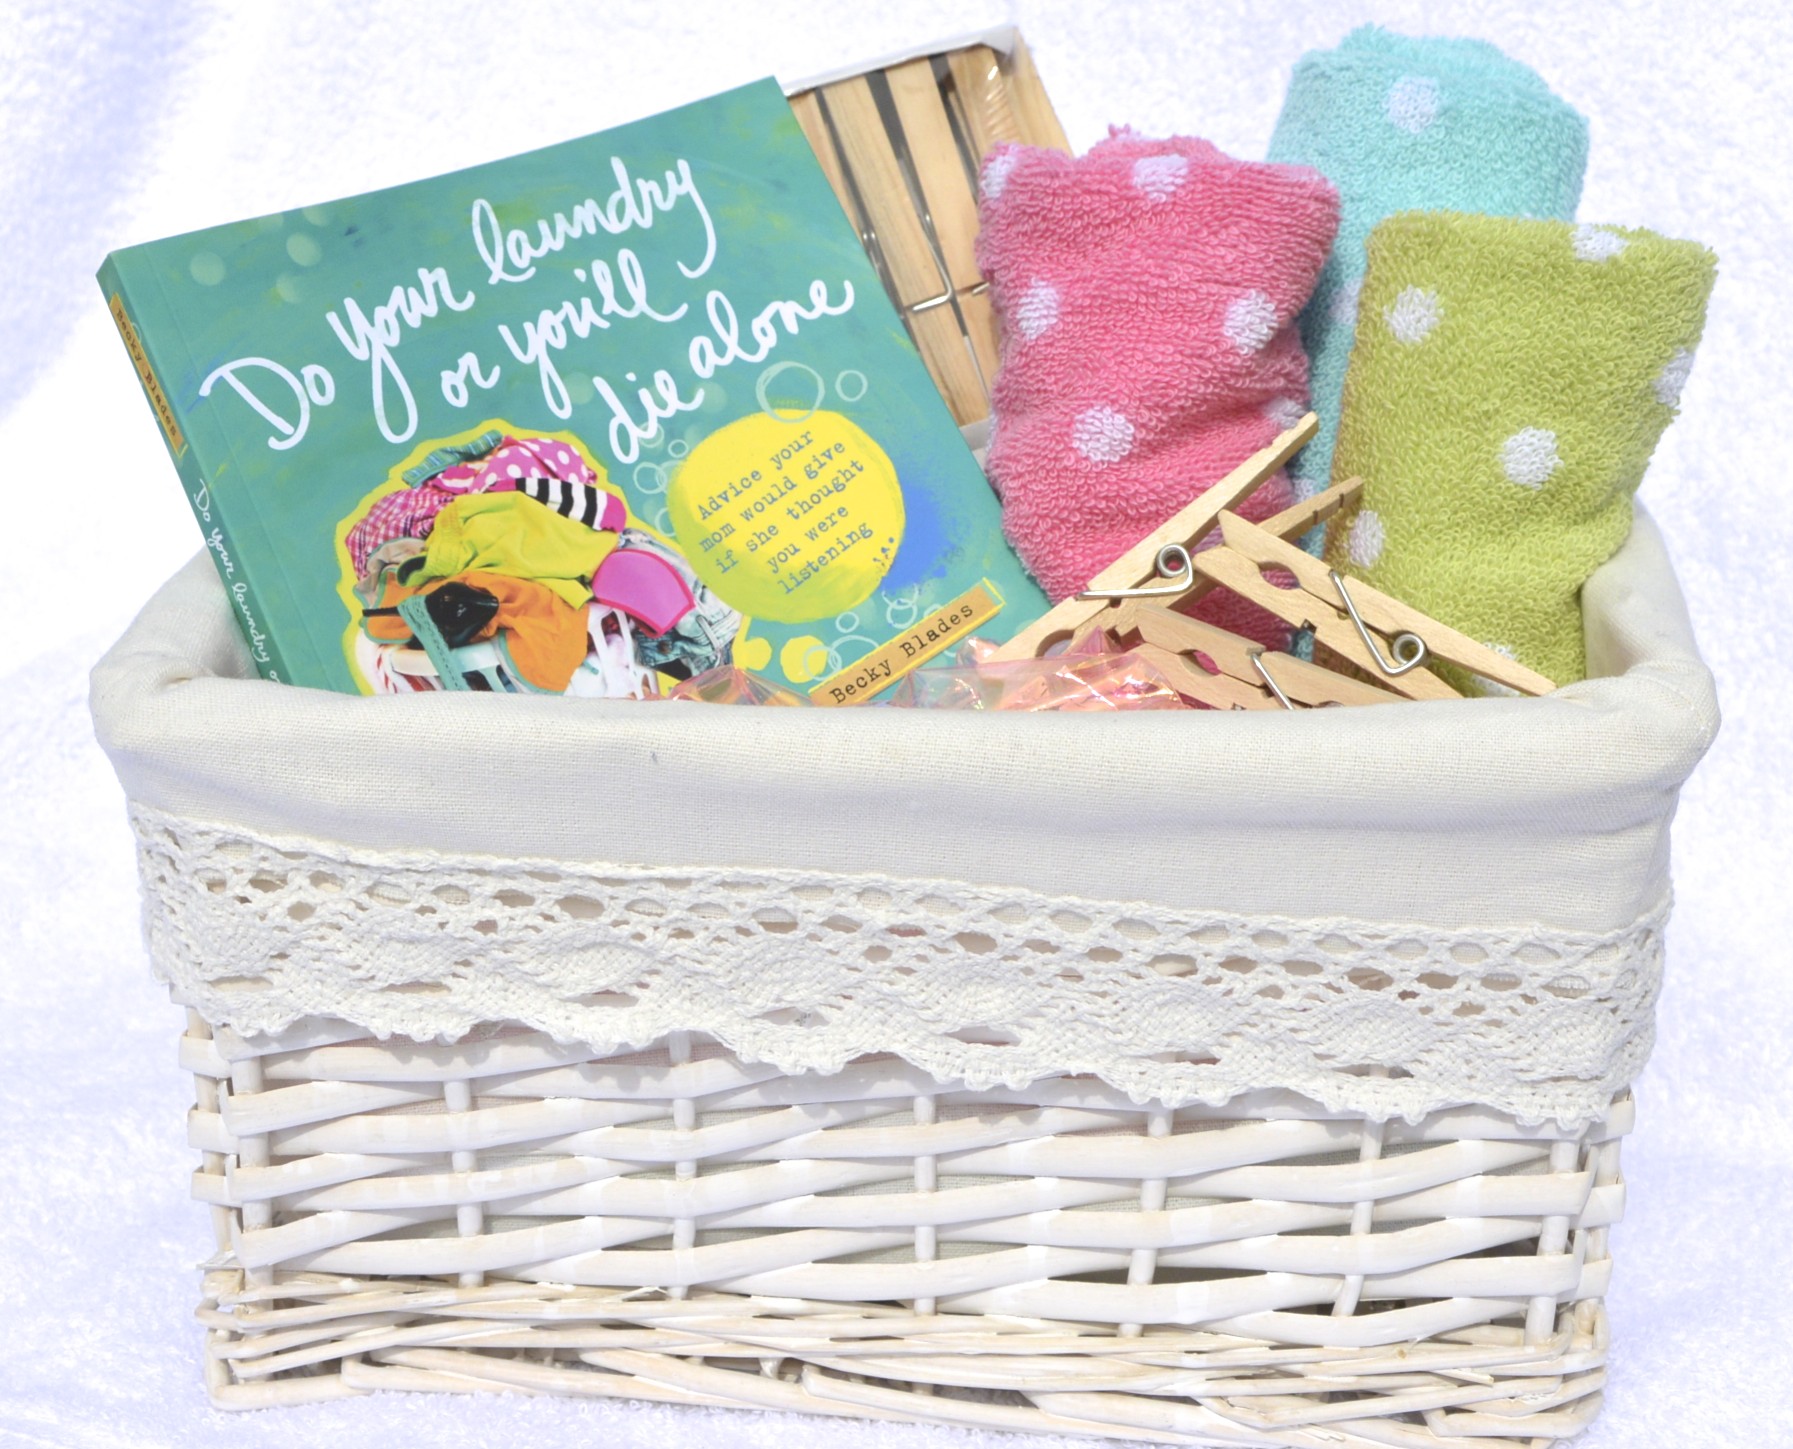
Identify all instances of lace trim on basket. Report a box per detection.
[130,803,1665,1126]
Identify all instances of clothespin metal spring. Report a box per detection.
[1077,544,1195,601]
[1248,650,1296,710]
[1329,570,1429,676]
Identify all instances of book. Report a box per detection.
[99,78,1047,703]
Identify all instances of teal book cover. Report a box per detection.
[99,78,1047,702]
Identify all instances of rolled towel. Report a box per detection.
[1269,26,1589,505]
[977,128,1338,646]
[1326,211,1716,688]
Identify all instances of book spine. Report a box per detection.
[99,260,290,684]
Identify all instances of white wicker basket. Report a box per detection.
[93,509,1715,1446]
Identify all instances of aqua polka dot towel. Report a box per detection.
[1268,27,1589,509]
[1325,211,1716,690]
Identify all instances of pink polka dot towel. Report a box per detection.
[976,129,1339,646]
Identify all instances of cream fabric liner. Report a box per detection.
[91,508,1716,934]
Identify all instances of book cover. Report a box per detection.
[99,78,1046,702]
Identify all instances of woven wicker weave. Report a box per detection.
[97,509,1717,1443]
[186,1010,1623,1444]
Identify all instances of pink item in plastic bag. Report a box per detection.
[889,631,1191,712]
[668,667,810,707]
[976,128,1338,647]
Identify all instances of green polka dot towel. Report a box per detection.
[1326,211,1716,689]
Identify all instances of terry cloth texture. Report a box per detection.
[976,128,1338,647]
[1268,26,1589,505]
[1326,211,1716,689]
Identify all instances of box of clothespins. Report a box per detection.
[90,23,1719,1448]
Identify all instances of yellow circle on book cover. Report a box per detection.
[665,408,904,623]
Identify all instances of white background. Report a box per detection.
[2,2,1789,1445]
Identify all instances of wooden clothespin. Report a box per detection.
[988,412,1320,662]
[801,76,989,426]
[1085,474,1382,708]
[1167,474,1366,614]
[1110,629,1277,711]
[787,35,1071,427]
[1106,602,1403,710]
[1190,512,1558,700]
